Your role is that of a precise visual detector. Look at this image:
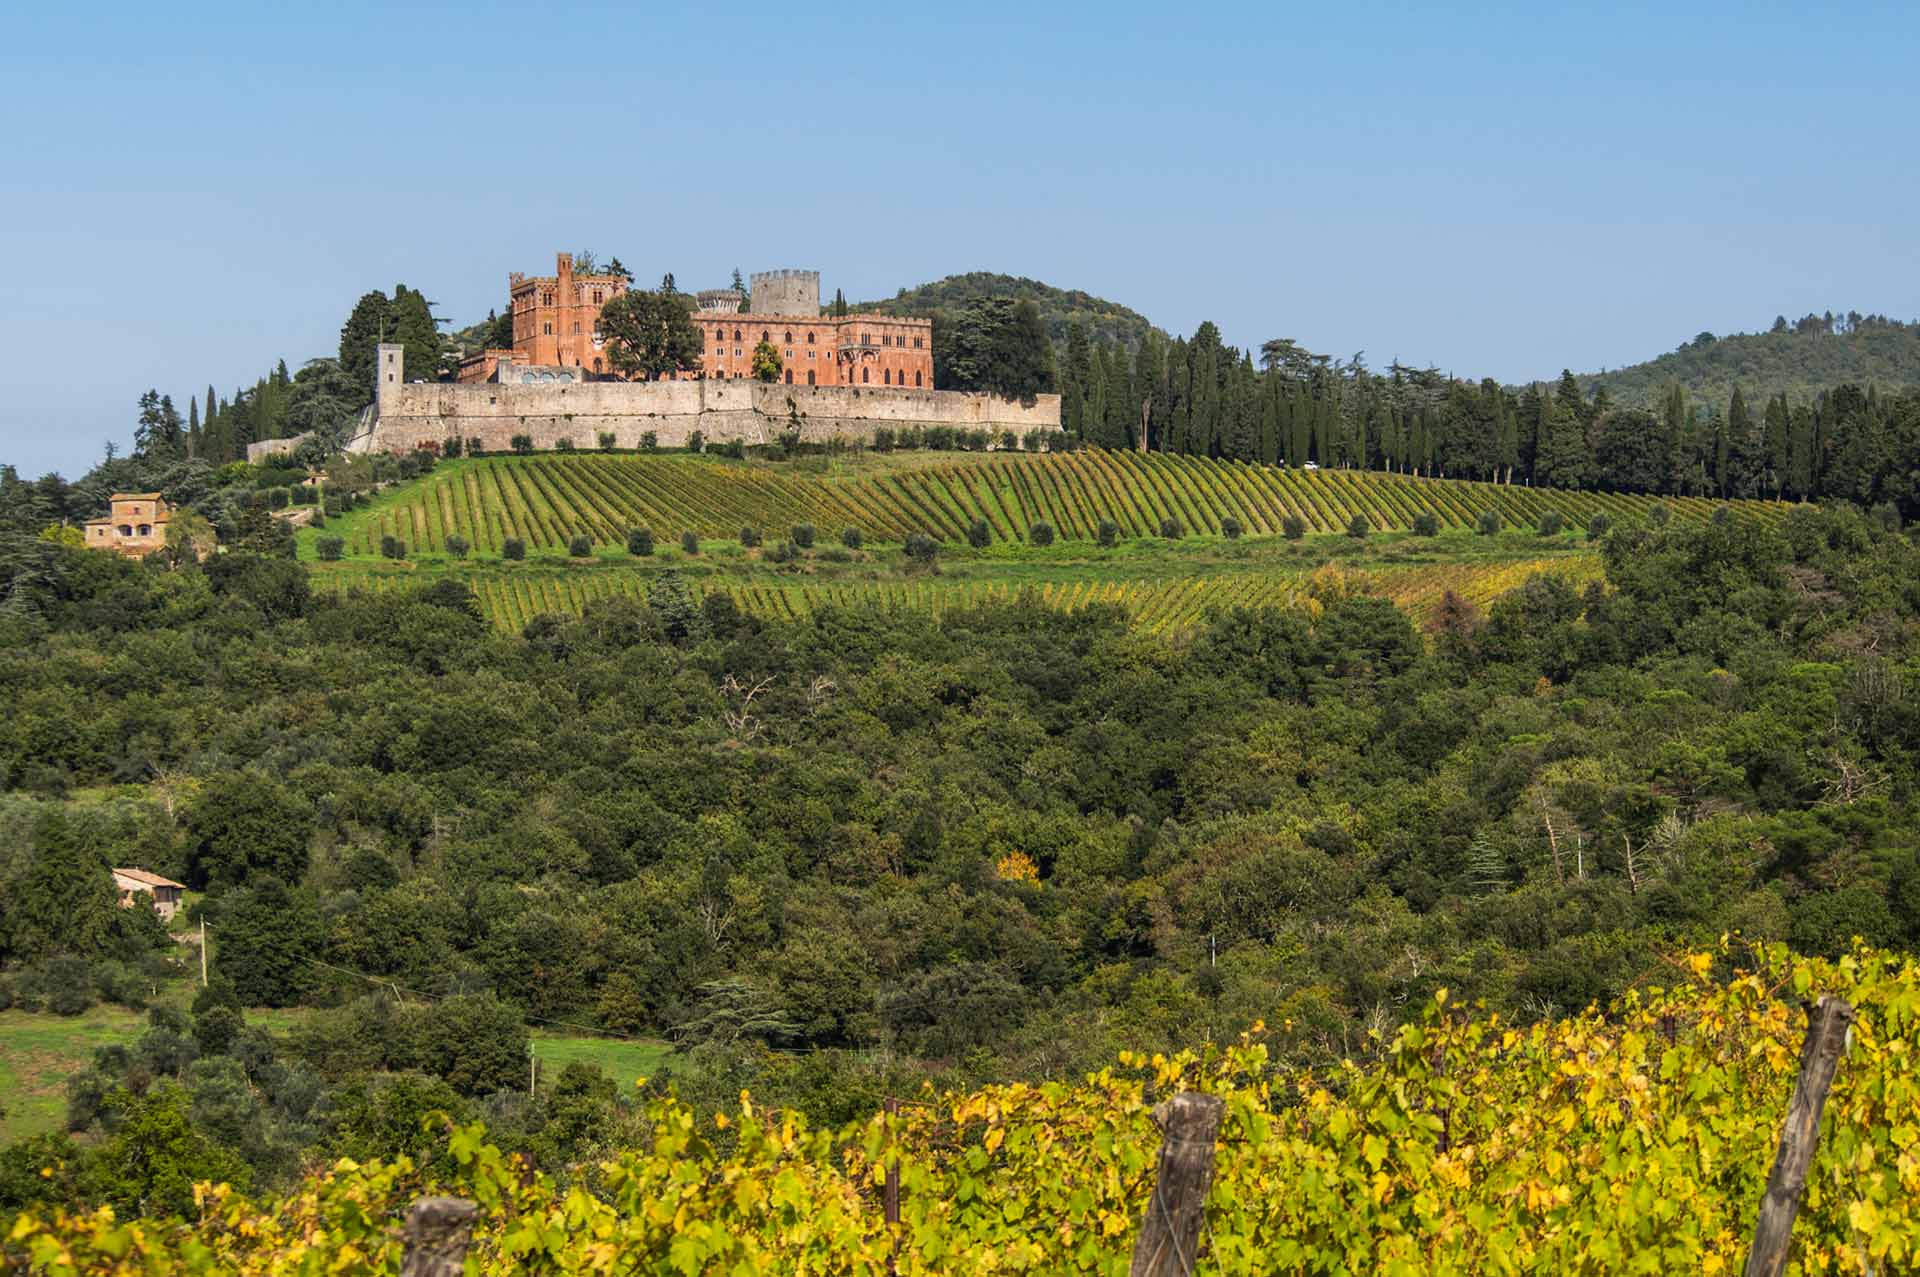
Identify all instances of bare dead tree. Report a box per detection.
[719,674,774,743]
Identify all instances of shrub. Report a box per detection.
[555,437,575,452]
[905,533,938,564]
[1648,503,1671,527]
[1476,509,1503,536]
[379,535,406,560]
[640,432,658,452]
[628,527,654,557]
[1029,521,1055,547]
[688,431,705,454]
[790,523,816,549]
[841,527,863,550]
[926,425,956,451]
[740,525,761,548]
[598,431,617,451]
[967,519,991,549]
[872,427,896,452]
[1869,502,1903,533]
[768,540,799,564]
[1097,520,1120,549]
[999,431,1019,452]
[442,437,464,458]
[1412,512,1440,537]
[1159,517,1183,539]
[568,534,592,558]
[317,535,345,562]
[1219,515,1242,540]
[446,534,469,560]
[511,434,534,454]
[503,537,525,561]
[467,437,484,457]
[1538,510,1566,537]
[1282,515,1306,540]
[1346,513,1370,539]
[1586,512,1613,541]
[268,487,290,511]
[681,531,700,555]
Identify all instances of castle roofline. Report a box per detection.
[109,492,164,500]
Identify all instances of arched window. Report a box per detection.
[118,524,133,536]
[784,370,793,384]
[733,328,742,341]
[883,369,891,385]
[522,373,536,383]
[915,371,923,387]
[862,367,870,383]
[138,524,151,536]
[807,371,816,385]
[760,330,769,343]
[784,331,792,343]
[807,331,816,344]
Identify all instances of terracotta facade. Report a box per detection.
[459,253,934,389]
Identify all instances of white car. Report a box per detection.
[1303,461,1320,471]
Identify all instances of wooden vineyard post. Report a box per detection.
[401,1196,478,1277]
[1129,1092,1225,1277]
[884,1097,902,1275]
[1744,996,1854,1277]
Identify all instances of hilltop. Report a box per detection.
[853,271,1163,351]
[1574,316,1920,408]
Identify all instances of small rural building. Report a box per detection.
[84,493,172,557]
[113,867,186,921]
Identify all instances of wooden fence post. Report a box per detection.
[1129,1092,1225,1277]
[1744,995,1854,1277]
[402,1196,479,1277]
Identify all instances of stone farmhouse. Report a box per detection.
[84,493,171,557]
[113,867,186,921]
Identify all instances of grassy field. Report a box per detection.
[0,997,670,1144]
[0,1004,153,1145]
[305,450,1787,559]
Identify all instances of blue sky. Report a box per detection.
[2,1,1915,477]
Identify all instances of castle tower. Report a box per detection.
[750,269,821,317]
[376,342,404,414]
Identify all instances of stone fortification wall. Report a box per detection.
[364,376,1060,453]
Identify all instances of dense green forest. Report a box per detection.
[3,497,1919,1216]
[1578,313,1920,409]
[854,271,1162,352]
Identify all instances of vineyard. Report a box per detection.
[310,555,1604,635]
[320,452,1790,558]
[9,942,1915,1274]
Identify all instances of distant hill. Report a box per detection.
[853,272,1163,351]
[1575,318,1920,409]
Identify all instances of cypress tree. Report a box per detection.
[1786,403,1817,498]
[1133,333,1165,451]
[1188,323,1223,457]
[339,290,393,391]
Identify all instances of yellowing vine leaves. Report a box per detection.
[9,941,1917,1274]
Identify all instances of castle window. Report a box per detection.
[914,337,923,348]
[915,371,923,386]
[544,323,553,335]
[807,331,816,343]
[862,368,870,383]
[784,331,792,343]
[733,328,742,341]
[761,330,769,343]
[785,349,793,359]
[573,322,581,334]
[592,290,603,303]
[807,371,816,385]
[784,370,793,384]
[884,369,892,384]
